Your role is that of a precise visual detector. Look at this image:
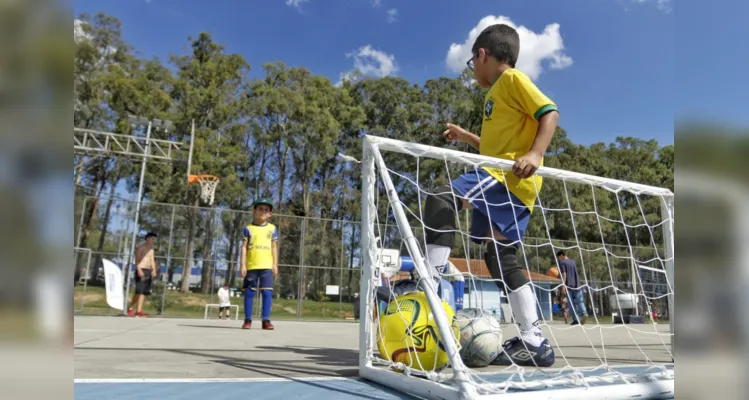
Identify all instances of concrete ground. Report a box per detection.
[74,316,674,399]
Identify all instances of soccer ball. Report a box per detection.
[377,291,460,372]
[455,308,503,367]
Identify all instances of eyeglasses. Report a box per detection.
[466,51,479,71]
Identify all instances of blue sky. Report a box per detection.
[75,0,675,146]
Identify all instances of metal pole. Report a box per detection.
[359,141,376,367]
[632,259,638,316]
[209,207,218,306]
[118,204,133,313]
[121,235,130,313]
[339,221,345,319]
[185,120,195,203]
[296,217,307,320]
[123,121,152,315]
[660,196,674,357]
[161,205,176,316]
[115,203,126,262]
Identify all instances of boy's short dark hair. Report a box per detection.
[472,24,520,68]
[556,250,566,257]
[145,232,158,239]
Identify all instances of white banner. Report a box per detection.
[102,259,124,310]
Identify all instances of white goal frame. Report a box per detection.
[358,135,675,400]
[204,304,239,320]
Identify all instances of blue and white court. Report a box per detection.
[74,316,673,399]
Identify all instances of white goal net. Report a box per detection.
[357,135,674,400]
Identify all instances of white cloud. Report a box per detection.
[372,0,382,7]
[337,45,398,85]
[445,15,572,80]
[285,0,308,11]
[386,8,398,23]
[632,0,672,12]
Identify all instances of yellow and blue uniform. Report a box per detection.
[243,222,278,271]
[242,222,278,322]
[451,69,557,242]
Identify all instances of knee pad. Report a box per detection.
[424,185,461,248]
[484,241,528,291]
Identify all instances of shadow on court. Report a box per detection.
[178,324,243,330]
[169,347,359,377]
[76,344,413,400]
[74,345,360,378]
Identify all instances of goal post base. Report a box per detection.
[361,364,674,400]
[361,364,462,400]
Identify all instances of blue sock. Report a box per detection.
[244,289,255,320]
[453,281,465,311]
[261,290,272,321]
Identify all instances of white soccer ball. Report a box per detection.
[455,308,503,367]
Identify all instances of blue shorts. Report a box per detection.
[243,269,274,291]
[451,168,531,244]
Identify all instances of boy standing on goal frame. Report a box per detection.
[423,24,559,367]
[240,198,279,330]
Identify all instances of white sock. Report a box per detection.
[424,244,451,291]
[509,284,544,347]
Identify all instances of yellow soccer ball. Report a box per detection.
[376,291,460,372]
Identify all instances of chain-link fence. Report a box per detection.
[74,194,669,321]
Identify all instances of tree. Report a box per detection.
[144,32,250,293]
[74,13,136,281]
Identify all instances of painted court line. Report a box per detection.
[75,377,353,384]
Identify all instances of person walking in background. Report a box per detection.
[556,250,587,325]
[127,232,158,317]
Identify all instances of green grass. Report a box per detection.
[75,286,669,325]
[73,285,357,321]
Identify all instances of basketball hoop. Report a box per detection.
[188,174,220,205]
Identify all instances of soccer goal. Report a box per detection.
[357,135,674,400]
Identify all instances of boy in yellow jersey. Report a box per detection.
[240,198,279,330]
[423,24,559,367]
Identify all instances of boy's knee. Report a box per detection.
[485,241,528,291]
[424,185,461,247]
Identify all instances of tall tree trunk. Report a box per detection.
[76,170,107,282]
[74,156,84,186]
[346,224,356,300]
[201,209,215,294]
[180,197,200,293]
[275,142,289,210]
[227,212,243,287]
[93,173,121,283]
[297,180,312,299]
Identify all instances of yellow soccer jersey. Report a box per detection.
[243,223,278,270]
[480,68,558,210]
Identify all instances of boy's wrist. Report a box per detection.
[527,149,544,158]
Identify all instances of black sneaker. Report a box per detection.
[492,337,555,367]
